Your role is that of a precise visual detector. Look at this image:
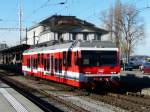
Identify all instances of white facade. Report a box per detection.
[26,25,43,45]
[23,27,103,45]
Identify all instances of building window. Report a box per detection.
[72,33,76,40]
[95,33,101,40]
[83,33,87,40]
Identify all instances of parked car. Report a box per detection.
[121,62,133,71]
[140,62,150,74]
[125,62,134,71]
[129,55,149,69]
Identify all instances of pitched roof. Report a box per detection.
[28,15,108,34]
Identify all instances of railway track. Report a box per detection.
[0,70,89,112]
[0,69,150,112]
[87,93,150,112]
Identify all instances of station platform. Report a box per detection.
[0,80,43,112]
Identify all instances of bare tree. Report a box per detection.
[119,4,145,61]
[100,0,145,62]
[114,0,122,49]
[101,0,122,48]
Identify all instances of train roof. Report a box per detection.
[24,40,117,54]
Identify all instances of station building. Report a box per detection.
[0,15,108,71]
[22,15,108,45]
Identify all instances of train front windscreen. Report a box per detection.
[79,50,117,66]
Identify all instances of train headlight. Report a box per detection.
[111,72,116,74]
[85,72,91,74]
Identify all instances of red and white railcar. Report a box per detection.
[22,41,120,88]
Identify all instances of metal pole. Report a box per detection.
[26,28,27,44]
[33,31,35,45]
[19,0,22,45]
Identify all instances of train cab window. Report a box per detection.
[80,51,117,66]
[83,58,90,65]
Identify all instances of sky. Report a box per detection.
[0,0,150,55]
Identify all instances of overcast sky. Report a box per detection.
[0,0,150,55]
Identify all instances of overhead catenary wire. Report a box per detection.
[24,0,51,20]
[24,0,67,22]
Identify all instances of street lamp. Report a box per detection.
[45,2,66,7]
[59,2,65,5]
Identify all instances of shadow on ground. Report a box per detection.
[119,73,150,93]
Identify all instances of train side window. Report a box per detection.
[47,59,50,70]
[31,58,33,68]
[29,59,31,68]
[44,59,47,70]
[74,51,78,65]
[27,59,28,68]
[38,54,40,64]
[28,59,31,68]
[51,56,53,70]
[27,59,30,68]
[67,51,72,66]
[33,59,35,68]
[49,56,51,70]
[55,58,57,72]
[36,59,38,68]
[34,58,36,69]
[41,54,44,65]
[63,51,67,66]
[22,57,24,64]
[59,59,62,73]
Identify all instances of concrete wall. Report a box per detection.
[27,25,44,45]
